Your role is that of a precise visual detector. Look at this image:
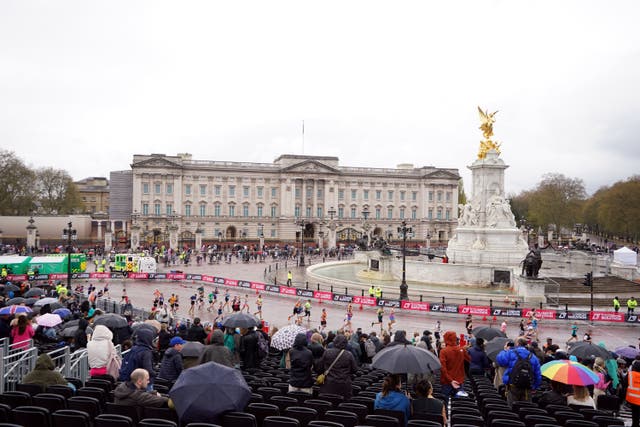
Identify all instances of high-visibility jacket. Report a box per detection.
[628,299,638,309]
[613,298,621,309]
[369,286,375,296]
[375,287,382,298]
[627,371,640,405]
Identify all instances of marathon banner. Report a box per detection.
[352,296,377,306]
[5,275,27,282]
[429,303,459,313]
[201,275,215,283]
[490,307,522,317]
[31,274,49,281]
[377,299,401,308]
[127,273,149,280]
[401,301,430,311]
[313,290,333,301]
[265,285,280,293]
[213,277,226,285]
[625,314,640,323]
[296,289,314,298]
[88,273,112,279]
[166,273,186,281]
[522,308,556,320]
[556,310,589,321]
[589,311,625,322]
[238,280,252,289]
[224,278,238,287]
[279,286,297,296]
[459,305,491,316]
[333,294,353,303]
[154,273,167,280]
[251,282,266,291]
[186,274,202,281]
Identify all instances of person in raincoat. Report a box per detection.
[316,334,357,400]
[288,333,314,394]
[198,329,234,367]
[23,353,71,391]
[87,324,121,380]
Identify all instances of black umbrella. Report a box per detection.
[59,319,80,338]
[23,298,39,306]
[221,313,261,329]
[568,342,612,360]
[181,341,205,358]
[485,337,510,361]
[472,326,507,341]
[1,284,20,293]
[169,362,251,423]
[23,288,45,298]
[93,313,128,329]
[371,343,441,374]
[6,297,25,305]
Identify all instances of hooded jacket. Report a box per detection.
[198,330,234,367]
[317,334,358,400]
[374,390,411,424]
[22,353,68,390]
[158,347,183,381]
[439,331,470,385]
[496,345,542,389]
[114,381,169,407]
[119,328,156,382]
[388,330,412,346]
[289,333,314,388]
[468,343,491,373]
[239,329,260,369]
[87,325,114,369]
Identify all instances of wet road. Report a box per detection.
[86,258,639,351]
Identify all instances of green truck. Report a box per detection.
[28,254,87,275]
[0,256,32,275]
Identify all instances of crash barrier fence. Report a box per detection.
[0,342,128,393]
[6,271,640,325]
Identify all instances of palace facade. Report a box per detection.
[130,153,460,248]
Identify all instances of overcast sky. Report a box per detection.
[1,1,639,196]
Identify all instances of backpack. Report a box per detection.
[256,331,269,359]
[509,351,533,389]
[364,339,376,358]
[118,346,144,382]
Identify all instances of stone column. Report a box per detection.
[195,229,203,252]
[105,230,113,252]
[169,224,179,250]
[312,179,317,218]
[26,218,37,253]
[328,221,337,249]
[97,221,103,240]
[130,224,141,251]
[301,179,306,217]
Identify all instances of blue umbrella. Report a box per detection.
[53,308,72,319]
[169,362,251,423]
[0,305,33,315]
[614,346,640,359]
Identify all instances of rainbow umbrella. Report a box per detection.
[541,359,600,386]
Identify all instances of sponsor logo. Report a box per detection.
[352,296,377,306]
[401,301,430,311]
[523,309,556,319]
[155,273,167,280]
[460,305,490,316]
[589,311,624,322]
[266,285,280,293]
[627,315,639,323]
[225,279,238,287]
[128,273,149,280]
[251,282,266,290]
[296,289,314,298]
[314,291,333,300]
[333,294,353,303]
[201,275,214,282]
[33,274,49,281]
[429,303,459,313]
[77,273,90,279]
[191,274,202,281]
[280,286,297,295]
[377,299,401,308]
[238,280,251,288]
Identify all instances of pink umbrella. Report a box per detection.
[36,313,63,328]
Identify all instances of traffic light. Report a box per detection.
[582,272,593,287]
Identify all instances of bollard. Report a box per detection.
[419,295,423,302]
[515,301,519,308]
[361,289,364,296]
[489,299,493,308]
[331,285,334,293]
[539,302,543,310]
[442,296,445,304]
[275,263,278,270]
[345,287,348,295]
[565,303,568,312]
[269,265,271,272]
[306,281,309,290]
[317,283,320,291]
[465,298,468,306]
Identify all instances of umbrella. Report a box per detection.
[181,341,205,358]
[59,319,80,338]
[144,319,162,332]
[0,305,33,315]
[53,308,72,319]
[35,297,60,307]
[6,297,25,305]
[372,344,441,374]
[568,342,612,361]
[23,288,45,298]
[131,323,159,337]
[485,337,510,361]
[93,313,128,329]
[270,324,308,351]
[1,284,19,293]
[614,346,640,360]
[169,362,251,423]
[541,360,600,386]
[36,313,63,328]
[472,326,507,341]
[24,298,39,306]
[221,313,261,329]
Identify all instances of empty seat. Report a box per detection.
[46,385,74,400]
[373,409,405,427]
[186,424,223,427]
[67,396,101,418]
[52,409,92,427]
[517,407,547,421]
[324,410,358,427]
[490,420,524,427]
[450,413,483,427]
[77,386,107,405]
[288,391,314,404]
[95,413,135,427]
[16,383,45,396]
[12,405,51,427]
[222,411,258,427]
[270,396,299,412]
[596,395,620,415]
[407,420,441,427]
[522,414,556,427]
[142,407,180,425]
[564,420,597,427]
[308,421,344,427]
[348,397,374,413]
[258,387,284,401]
[263,416,301,427]
[105,402,141,425]
[318,394,344,408]
[0,403,11,423]
[553,411,584,426]
[139,419,178,427]
[591,415,625,427]
[303,400,333,417]
[577,408,608,421]
[365,414,400,427]
[65,378,84,390]
[337,403,368,424]
[33,393,66,413]
[247,402,281,427]
[410,413,444,426]
[0,391,32,408]
[284,406,318,427]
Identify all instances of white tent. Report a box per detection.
[613,246,638,266]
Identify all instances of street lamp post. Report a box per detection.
[62,222,77,290]
[397,220,412,300]
[296,219,306,266]
[327,207,337,250]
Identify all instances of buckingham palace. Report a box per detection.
[128,153,460,250]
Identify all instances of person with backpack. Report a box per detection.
[496,337,542,406]
[118,328,156,387]
[360,333,376,367]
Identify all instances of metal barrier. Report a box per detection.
[48,346,90,385]
[0,346,37,393]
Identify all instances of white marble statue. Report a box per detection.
[458,203,479,227]
[486,196,516,228]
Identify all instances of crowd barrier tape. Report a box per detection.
[5,272,636,324]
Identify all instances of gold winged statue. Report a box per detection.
[477,106,501,159]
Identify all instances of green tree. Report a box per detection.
[596,176,640,242]
[527,173,587,232]
[0,150,37,215]
[34,167,83,214]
